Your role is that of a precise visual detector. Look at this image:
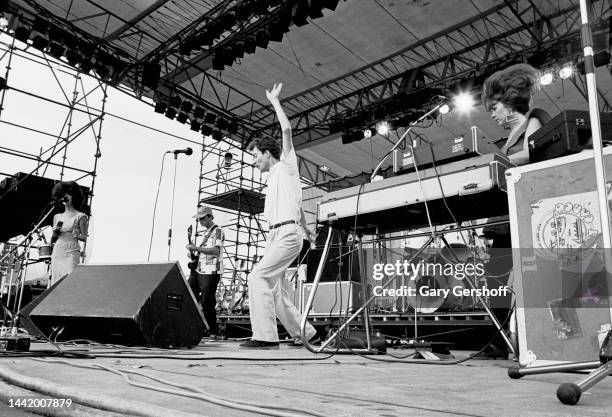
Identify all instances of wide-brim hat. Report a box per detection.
[193,205,213,219]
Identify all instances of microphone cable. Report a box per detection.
[147,152,170,261]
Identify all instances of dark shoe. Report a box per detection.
[289,336,321,347]
[239,340,279,349]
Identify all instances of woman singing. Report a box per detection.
[482,63,550,166]
[50,181,88,282]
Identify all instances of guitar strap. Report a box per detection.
[200,225,218,247]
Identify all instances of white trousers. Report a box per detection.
[249,223,316,342]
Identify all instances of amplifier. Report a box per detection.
[529,110,612,163]
[393,126,500,174]
[302,282,362,316]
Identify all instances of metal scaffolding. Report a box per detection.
[196,135,267,315]
[0,35,106,314]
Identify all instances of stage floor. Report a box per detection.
[0,339,610,417]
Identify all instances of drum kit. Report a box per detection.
[398,241,490,314]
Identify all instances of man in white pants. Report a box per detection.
[240,82,318,349]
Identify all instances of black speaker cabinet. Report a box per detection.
[23,263,206,348]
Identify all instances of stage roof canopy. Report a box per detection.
[5,0,612,184]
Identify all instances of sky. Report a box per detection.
[0,34,239,280]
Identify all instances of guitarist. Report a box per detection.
[186,206,225,340]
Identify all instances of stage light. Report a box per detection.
[228,120,239,134]
[180,100,193,112]
[308,0,325,19]
[363,128,375,138]
[204,112,216,124]
[540,71,554,85]
[0,17,8,31]
[253,0,270,15]
[154,102,167,113]
[80,59,93,74]
[165,107,176,119]
[452,92,475,113]
[376,121,389,136]
[559,64,574,79]
[32,17,48,34]
[142,62,161,89]
[324,0,340,11]
[217,117,229,130]
[244,36,256,54]
[179,42,192,56]
[65,49,80,66]
[193,106,205,119]
[212,130,223,141]
[48,42,66,59]
[255,29,269,48]
[48,24,63,42]
[439,103,451,115]
[293,0,309,27]
[233,41,244,59]
[169,96,182,109]
[31,34,48,52]
[212,54,224,71]
[14,26,31,43]
[176,112,188,124]
[94,51,113,79]
[190,120,201,131]
[269,21,284,42]
[202,125,213,136]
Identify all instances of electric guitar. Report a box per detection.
[187,225,198,273]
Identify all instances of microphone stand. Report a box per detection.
[0,202,56,348]
[370,101,446,181]
[167,152,179,261]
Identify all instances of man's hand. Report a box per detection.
[186,244,197,252]
[265,82,283,103]
[303,226,316,246]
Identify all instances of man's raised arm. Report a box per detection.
[266,82,293,156]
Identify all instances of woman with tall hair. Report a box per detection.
[482,63,551,166]
[50,181,88,282]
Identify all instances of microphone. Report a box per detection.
[51,221,63,245]
[172,147,193,156]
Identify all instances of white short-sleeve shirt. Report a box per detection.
[263,147,302,225]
